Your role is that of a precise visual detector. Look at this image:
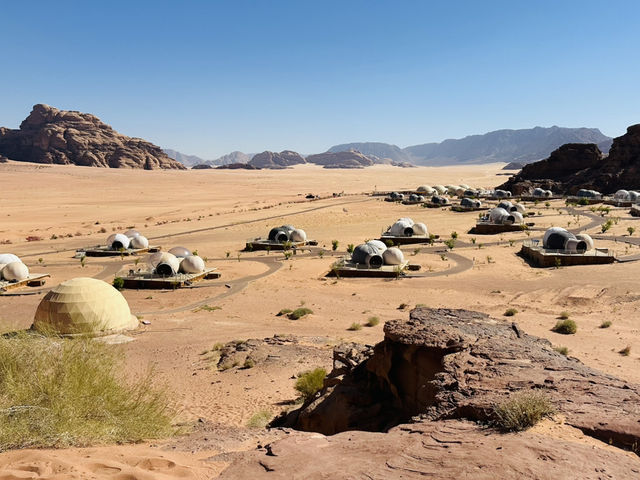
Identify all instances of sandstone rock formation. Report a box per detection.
[215,163,260,170]
[277,308,640,450]
[306,150,375,169]
[499,124,640,194]
[220,307,640,479]
[0,104,185,169]
[220,419,640,479]
[503,161,524,170]
[248,150,305,169]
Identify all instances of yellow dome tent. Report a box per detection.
[32,277,138,336]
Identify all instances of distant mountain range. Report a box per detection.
[329,127,612,166]
[163,149,253,167]
[167,126,613,169]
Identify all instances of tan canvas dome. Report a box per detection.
[32,277,138,336]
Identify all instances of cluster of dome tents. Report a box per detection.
[106,229,150,250]
[576,189,602,199]
[0,253,30,282]
[614,189,640,202]
[268,225,307,243]
[481,201,526,226]
[148,247,206,276]
[532,188,554,198]
[542,228,594,253]
[351,240,405,268]
[385,217,428,237]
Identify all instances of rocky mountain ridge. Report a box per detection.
[499,123,640,194]
[328,126,612,166]
[0,104,184,169]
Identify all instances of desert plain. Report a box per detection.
[1,161,639,478]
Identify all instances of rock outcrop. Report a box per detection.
[220,307,640,479]
[306,150,375,169]
[503,161,524,170]
[215,163,260,170]
[499,124,640,194]
[248,150,305,169]
[276,308,640,450]
[0,104,184,169]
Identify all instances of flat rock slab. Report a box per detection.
[219,419,640,479]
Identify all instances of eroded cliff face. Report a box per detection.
[499,124,640,194]
[275,307,640,451]
[0,104,185,169]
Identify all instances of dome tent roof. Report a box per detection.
[32,277,138,336]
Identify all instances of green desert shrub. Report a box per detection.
[493,391,555,432]
[0,333,173,451]
[504,308,518,317]
[112,277,125,290]
[600,320,612,329]
[558,311,570,320]
[294,367,327,401]
[288,307,313,320]
[246,410,272,429]
[277,308,293,316]
[552,319,577,334]
[348,322,362,331]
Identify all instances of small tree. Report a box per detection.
[331,240,339,251]
[628,226,636,236]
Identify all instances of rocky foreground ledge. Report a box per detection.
[219,308,640,479]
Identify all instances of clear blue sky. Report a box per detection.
[2,1,639,158]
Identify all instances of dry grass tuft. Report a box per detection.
[0,333,174,451]
[493,391,555,432]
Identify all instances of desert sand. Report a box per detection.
[1,161,639,478]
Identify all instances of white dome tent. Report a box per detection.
[149,251,181,276]
[0,253,49,291]
[2,261,29,281]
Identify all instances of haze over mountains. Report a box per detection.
[167,126,612,168]
[329,126,612,166]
